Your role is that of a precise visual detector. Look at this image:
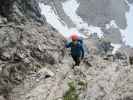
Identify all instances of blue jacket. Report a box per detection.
[65,41,84,58]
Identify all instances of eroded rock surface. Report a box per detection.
[0,0,133,100]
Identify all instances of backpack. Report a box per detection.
[78,37,83,45]
[78,38,89,56]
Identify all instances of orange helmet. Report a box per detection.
[71,34,79,41]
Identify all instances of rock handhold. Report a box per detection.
[129,56,133,65]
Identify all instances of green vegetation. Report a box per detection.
[78,80,87,91]
[78,80,86,86]
[63,82,79,100]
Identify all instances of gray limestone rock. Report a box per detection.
[0,0,133,100]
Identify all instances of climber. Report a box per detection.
[65,34,84,68]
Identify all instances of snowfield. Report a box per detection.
[39,0,103,38]
[39,3,77,38]
[121,3,133,47]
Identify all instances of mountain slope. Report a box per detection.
[0,0,133,100]
[0,0,65,99]
[9,53,132,100]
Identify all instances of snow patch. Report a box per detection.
[62,0,88,30]
[62,0,103,38]
[111,44,121,54]
[39,0,103,39]
[87,26,104,38]
[104,1,133,47]
[39,3,86,38]
[121,4,133,47]
[105,20,118,29]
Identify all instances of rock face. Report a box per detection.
[0,0,65,99]
[0,0,133,100]
[0,0,14,18]
[0,22,65,98]
[8,54,132,100]
[77,0,129,29]
[0,0,44,22]
[127,0,133,4]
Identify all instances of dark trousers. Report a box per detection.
[72,55,80,66]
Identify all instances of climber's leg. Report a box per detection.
[72,56,80,67]
[75,56,80,66]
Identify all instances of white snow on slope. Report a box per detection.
[106,20,119,30]
[105,20,123,53]
[62,0,103,38]
[39,3,78,38]
[39,0,103,38]
[111,44,121,54]
[121,3,133,47]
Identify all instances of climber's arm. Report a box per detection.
[65,42,71,48]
